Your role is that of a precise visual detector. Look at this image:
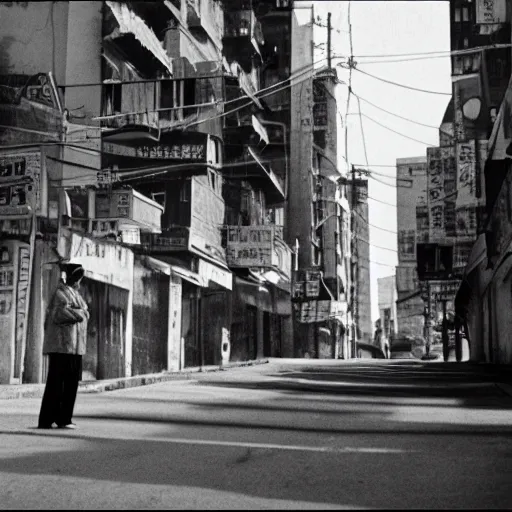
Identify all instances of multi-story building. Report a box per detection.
[377,275,397,352]
[220,0,294,361]
[395,156,427,343]
[0,1,157,384]
[454,0,512,363]
[344,176,371,347]
[286,9,348,359]
[0,0,351,383]
[418,0,511,361]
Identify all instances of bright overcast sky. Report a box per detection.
[296,0,452,324]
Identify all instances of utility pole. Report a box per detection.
[442,299,449,361]
[425,281,431,357]
[327,12,332,69]
[350,164,357,358]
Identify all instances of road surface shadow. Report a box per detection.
[0,430,511,509]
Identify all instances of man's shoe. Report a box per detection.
[37,424,54,429]
[57,423,77,430]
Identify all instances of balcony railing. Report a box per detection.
[101,76,223,134]
[225,224,291,278]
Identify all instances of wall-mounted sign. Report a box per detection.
[226,225,277,268]
[398,229,416,262]
[0,152,41,215]
[456,140,477,207]
[292,268,322,301]
[476,0,506,24]
[103,141,206,161]
[427,146,456,242]
[298,300,342,323]
[143,227,189,251]
[15,246,30,376]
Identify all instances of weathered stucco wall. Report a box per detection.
[287,12,314,266]
[0,2,69,83]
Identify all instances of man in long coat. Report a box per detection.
[38,263,89,429]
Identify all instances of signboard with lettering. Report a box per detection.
[15,245,31,380]
[298,300,342,323]
[142,227,189,252]
[95,189,163,233]
[453,81,466,143]
[68,232,133,290]
[292,268,322,301]
[103,141,206,161]
[427,147,445,241]
[456,140,477,207]
[398,229,416,262]
[0,151,41,215]
[476,0,506,24]
[226,225,277,267]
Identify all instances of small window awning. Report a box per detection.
[171,265,206,287]
[140,256,206,287]
[222,146,285,203]
[106,1,174,76]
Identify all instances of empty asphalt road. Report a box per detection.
[1,359,512,509]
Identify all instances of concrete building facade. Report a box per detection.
[395,156,427,342]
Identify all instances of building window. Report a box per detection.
[160,79,196,121]
[180,181,190,203]
[454,8,461,22]
[462,6,469,21]
[151,192,166,210]
[239,19,249,36]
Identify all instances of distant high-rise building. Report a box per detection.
[396,156,427,341]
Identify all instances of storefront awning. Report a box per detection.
[172,265,206,287]
[141,256,206,287]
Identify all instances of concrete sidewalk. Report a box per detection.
[0,359,270,400]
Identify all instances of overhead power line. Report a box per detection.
[360,113,436,146]
[358,255,397,269]
[353,93,440,129]
[350,43,512,59]
[356,235,398,253]
[345,65,452,96]
[356,210,397,235]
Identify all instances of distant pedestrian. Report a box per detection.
[38,263,89,430]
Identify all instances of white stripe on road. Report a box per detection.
[139,437,410,454]
[12,430,410,454]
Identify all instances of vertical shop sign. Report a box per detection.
[456,140,477,207]
[14,246,30,379]
[453,81,466,143]
[427,147,445,241]
[168,275,182,371]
